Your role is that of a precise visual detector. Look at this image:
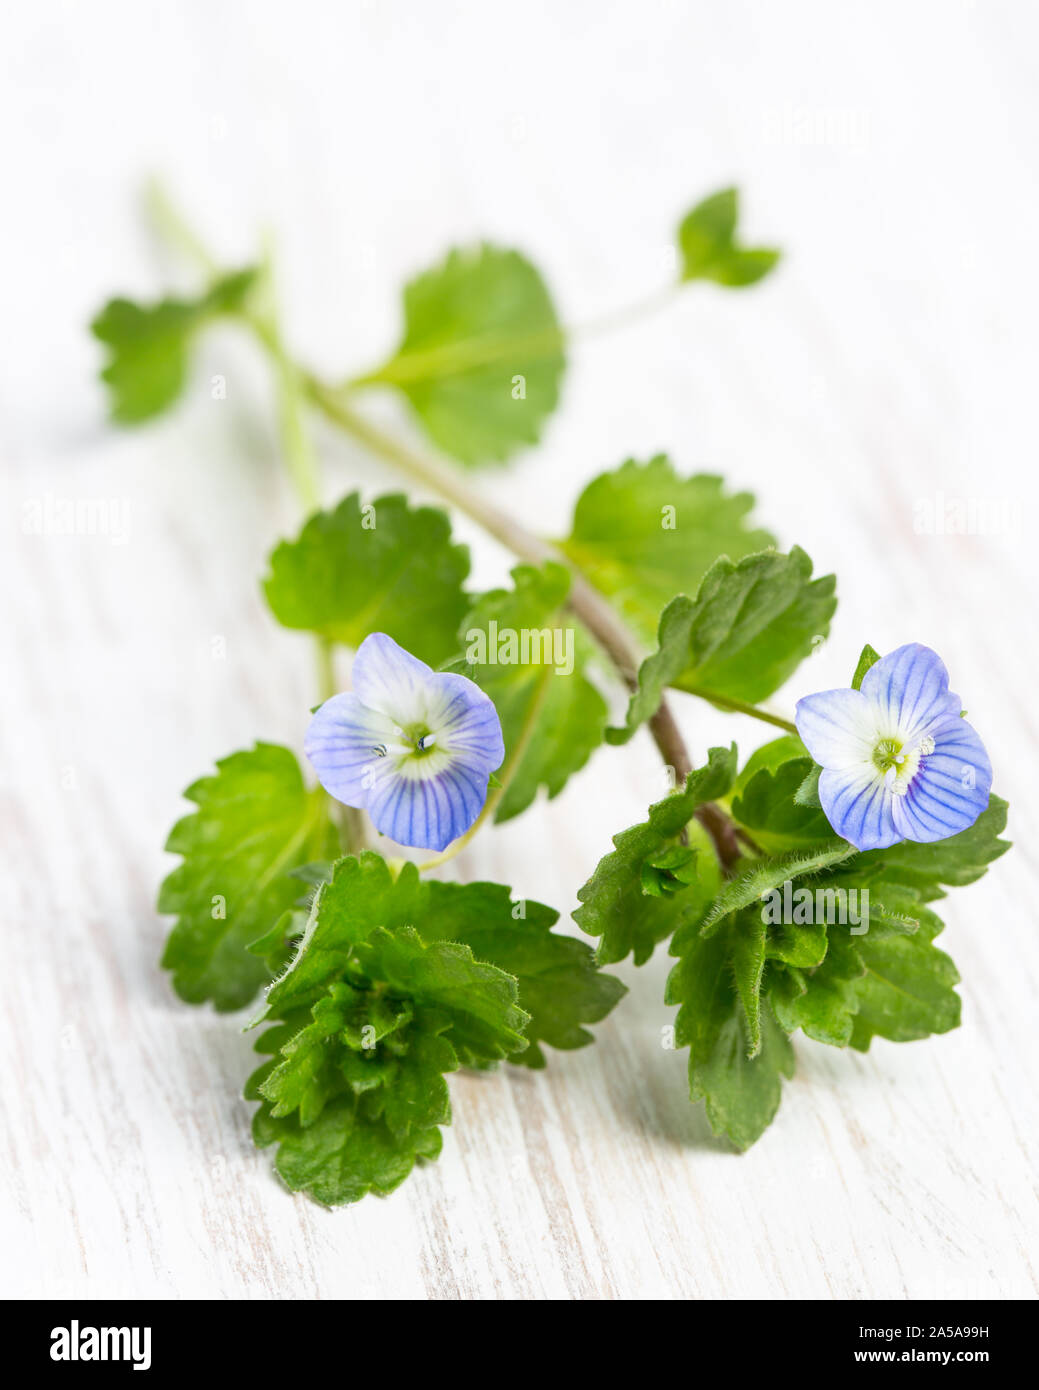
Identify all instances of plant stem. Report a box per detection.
[417,667,552,873]
[677,685,798,735]
[258,239,321,515]
[144,179,220,277]
[306,382,741,868]
[258,244,363,855]
[146,185,744,870]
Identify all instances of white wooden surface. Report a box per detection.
[3,0,1038,1300]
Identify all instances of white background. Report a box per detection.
[3,0,1037,1299]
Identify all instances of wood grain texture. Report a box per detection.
[2,0,1037,1300]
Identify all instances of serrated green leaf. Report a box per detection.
[354,925,530,1063]
[670,898,789,1068]
[689,1001,794,1151]
[91,269,257,423]
[365,243,565,465]
[459,563,607,821]
[253,1095,442,1207]
[416,880,626,1068]
[764,914,829,969]
[574,745,737,965]
[263,491,470,667]
[771,932,866,1047]
[368,1017,457,1137]
[794,765,822,808]
[266,856,529,1064]
[617,547,836,737]
[262,856,624,1068]
[561,457,774,646]
[159,743,337,1011]
[266,852,623,1068]
[677,188,781,289]
[848,931,961,1051]
[258,982,363,1125]
[247,850,626,1202]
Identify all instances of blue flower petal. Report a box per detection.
[891,715,992,843]
[818,766,902,851]
[367,760,488,852]
[859,642,961,740]
[351,632,435,728]
[304,692,399,807]
[426,672,505,773]
[795,687,875,769]
[304,632,505,853]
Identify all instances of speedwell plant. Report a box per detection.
[92,186,1009,1205]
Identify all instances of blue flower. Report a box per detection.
[795,643,991,852]
[305,633,505,852]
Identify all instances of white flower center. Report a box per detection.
[871,733,935,796]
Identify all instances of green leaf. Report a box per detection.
[252,1095,443,1207]
[764,914,829,970]
[851,643,882,690]
[771,932,866,1047]
[794,765,822,808]
[247,851,625,1203]
[459,563,607,821]
[91,269,257,423]
[367,243,565,465]
[732,734,808,790]
[159,743,336,1011]
[249,928,459,1206]
[267,857,529,1065]
[700,842,855,937]
[731,755,835,848]
[266,852,623,1067]
[416,880,626,1068]
[848,931,961,1051]
[561,457,774,646]
[574,745,737,965]
[616,547,836,737]
[257,984,370,1125]
[730,910,768,1054]
[677,188,781,289]
[270,857,625,1068]
[667,900,795,1148]
[353,925,530,1065]
[263,491,470,667]
[690,1004,794,1149]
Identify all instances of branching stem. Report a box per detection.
[147,185,750,870]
